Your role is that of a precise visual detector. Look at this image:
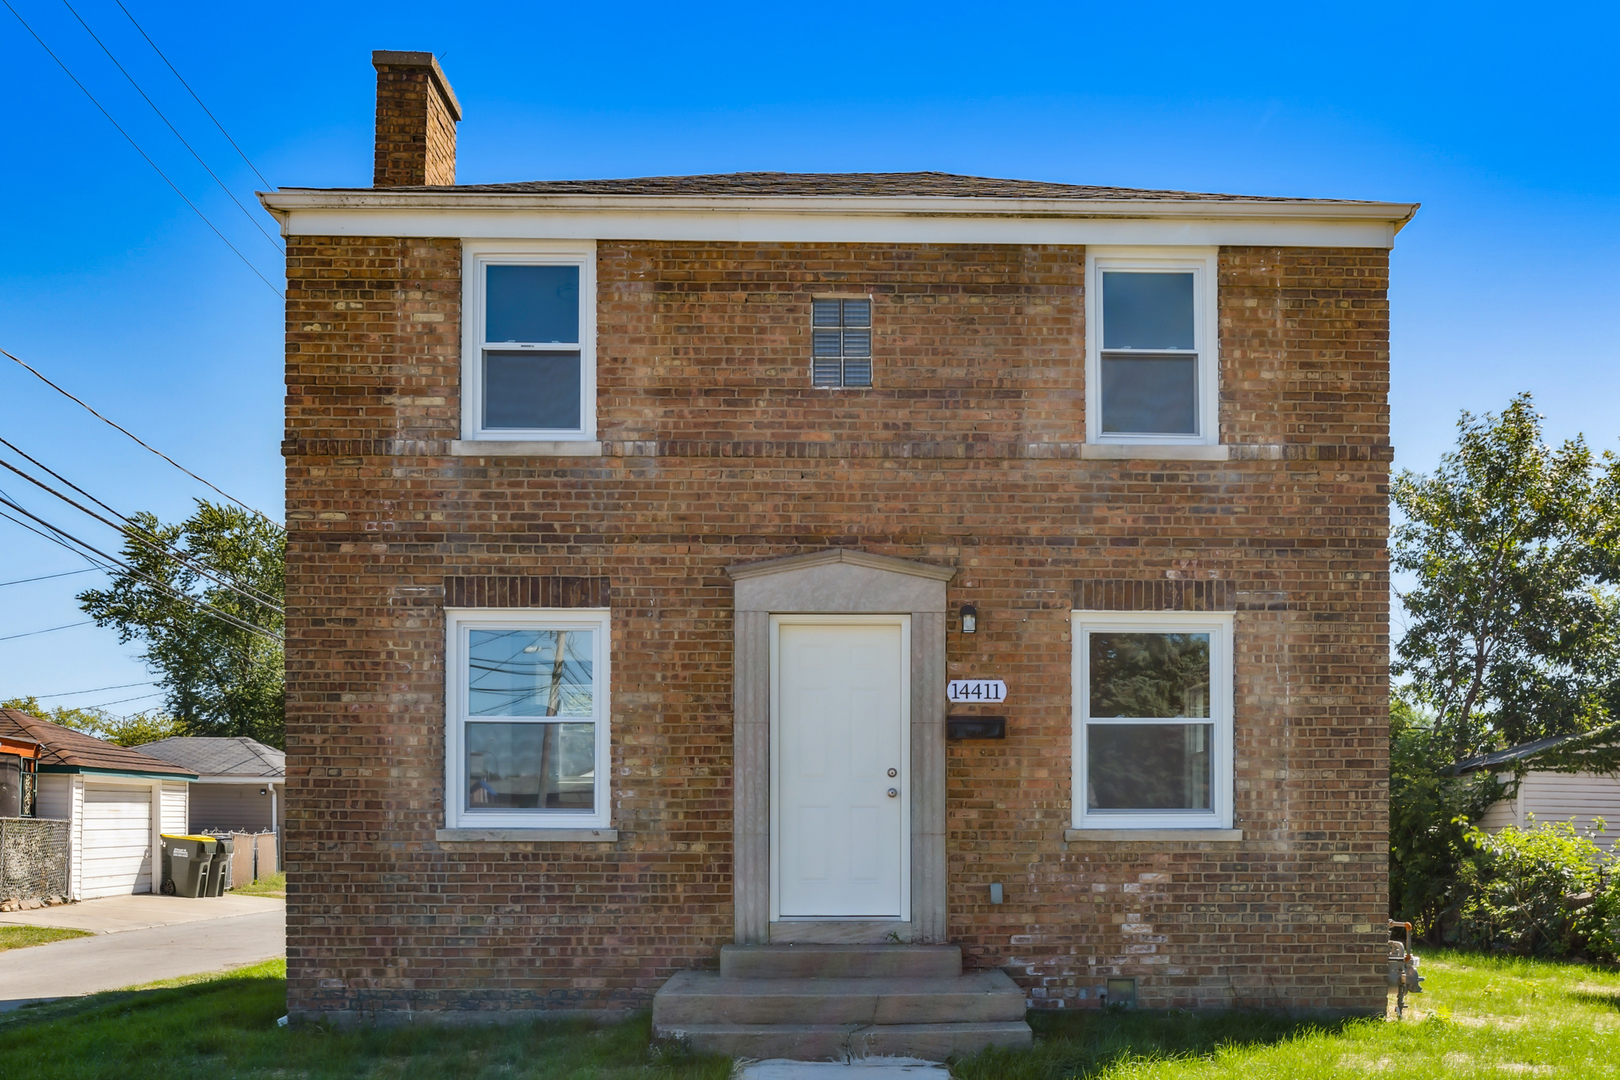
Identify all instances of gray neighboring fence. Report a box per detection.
[214,830,279,889]
[0,818,68,902]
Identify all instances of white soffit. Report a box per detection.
[258,192,1418,249]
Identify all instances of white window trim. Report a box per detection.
[1085,247,1219,446]
[460,240,598,442]
[1070,610,1233,831]
[444,607,612,831]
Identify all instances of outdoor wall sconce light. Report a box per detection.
[959,603,977,634]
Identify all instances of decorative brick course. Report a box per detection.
[283,238,1390,1020]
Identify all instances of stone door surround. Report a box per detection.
[727,548,955,944]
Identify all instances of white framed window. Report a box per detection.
[461,241,597,441]
[1071,611,1233,830]
[811,296,873,388]
[1085,248,1218,445]
[444,608,611,830]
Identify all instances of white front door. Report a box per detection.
[773,618,909,919]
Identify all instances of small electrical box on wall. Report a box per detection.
[946,716,1006,740]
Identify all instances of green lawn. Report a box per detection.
[230,871,286,898]
[0,925,93,951]
[955,950,1620,1079]
[0,950,1614,1078]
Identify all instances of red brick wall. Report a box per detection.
[282,239,1390,1018]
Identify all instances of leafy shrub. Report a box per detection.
[1457,819,1614,957]
[1388,696,1503,934]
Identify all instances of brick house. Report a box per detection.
[260,52,1413,1055]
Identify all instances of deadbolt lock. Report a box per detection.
[887,788,899,798]
[887,768,898,778]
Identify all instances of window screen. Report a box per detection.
[811,299,872,388]
[1099,271,1198,436]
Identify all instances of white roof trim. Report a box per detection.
[258,191,1418,249]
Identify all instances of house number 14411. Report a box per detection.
[947,679,1007,703]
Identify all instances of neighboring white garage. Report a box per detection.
[3,708,194,900]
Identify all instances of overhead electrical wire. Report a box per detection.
[0,494,281,645]
[34,680,155,698]
[79,691,163,710]
[0,433,282,607]
[0,442,284,614]
[1,347,278,525]
[61,0,283,255]
[0,621,93,647]
[0,1,282,298]
[113,0,273,190]
[0,567,99,588]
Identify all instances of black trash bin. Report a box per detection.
[160,835,212,897]
[208,835,235,896]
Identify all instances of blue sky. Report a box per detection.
[1,1,1617,708]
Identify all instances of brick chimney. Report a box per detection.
[371,51,461,187]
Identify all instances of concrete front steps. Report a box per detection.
[652,943,1031,1062]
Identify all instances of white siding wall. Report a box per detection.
[190,783,278,832]
[1478,771,1620,850]
[160,782,189,835]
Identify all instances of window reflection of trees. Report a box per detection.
[1086,632,1212,811]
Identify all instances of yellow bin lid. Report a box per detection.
[161,834,217,843]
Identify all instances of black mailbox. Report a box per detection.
[947,716,1006,740]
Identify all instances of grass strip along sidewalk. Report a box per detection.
[0,925,93,951]
[0,950,1615,1078]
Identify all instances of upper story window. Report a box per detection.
[812,297,873,388]
[1071,611,1233,830]
[462,242,597,441]
[1085,249,1218,445]
[444,608,612,830]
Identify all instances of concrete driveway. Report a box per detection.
[0,893,285,1011]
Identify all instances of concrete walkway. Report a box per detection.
[0,892,282,934]
[737,1062,950,1079]
[0,894,285,1011]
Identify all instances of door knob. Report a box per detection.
[887,788,898,798]
[887,768,898,778]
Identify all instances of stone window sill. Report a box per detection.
[435,828,618,843]
[1065,828,1244,842]
[449,440,603,457]
[1080,443,1229,461]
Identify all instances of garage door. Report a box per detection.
[82,783,153,898]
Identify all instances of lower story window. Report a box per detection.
[1071,611,1232,830]
[445,608,611,829]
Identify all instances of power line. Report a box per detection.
[0,567,99,588]
[80,691,164,710]
[0,620,93,643]
[0,493,281,645]
[0,443,285,614]
[113,0,272,190]
[1,347,278,525]
[1,1,282,298]
[62,0,283,255]
[34,680,155,698]
[0,433,282,607]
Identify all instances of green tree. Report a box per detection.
[1387,690,1502,929]
[0,695,183,748]
[1392,393,1620,761]
[76,501,285,747]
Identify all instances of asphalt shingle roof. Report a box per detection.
[135,736,284,778]
[0,709,195,777]
[296,170,1367,203]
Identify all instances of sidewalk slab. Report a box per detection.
[0,893,283,934]
[0,908,284,1011]
[737,1061,950,1078]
